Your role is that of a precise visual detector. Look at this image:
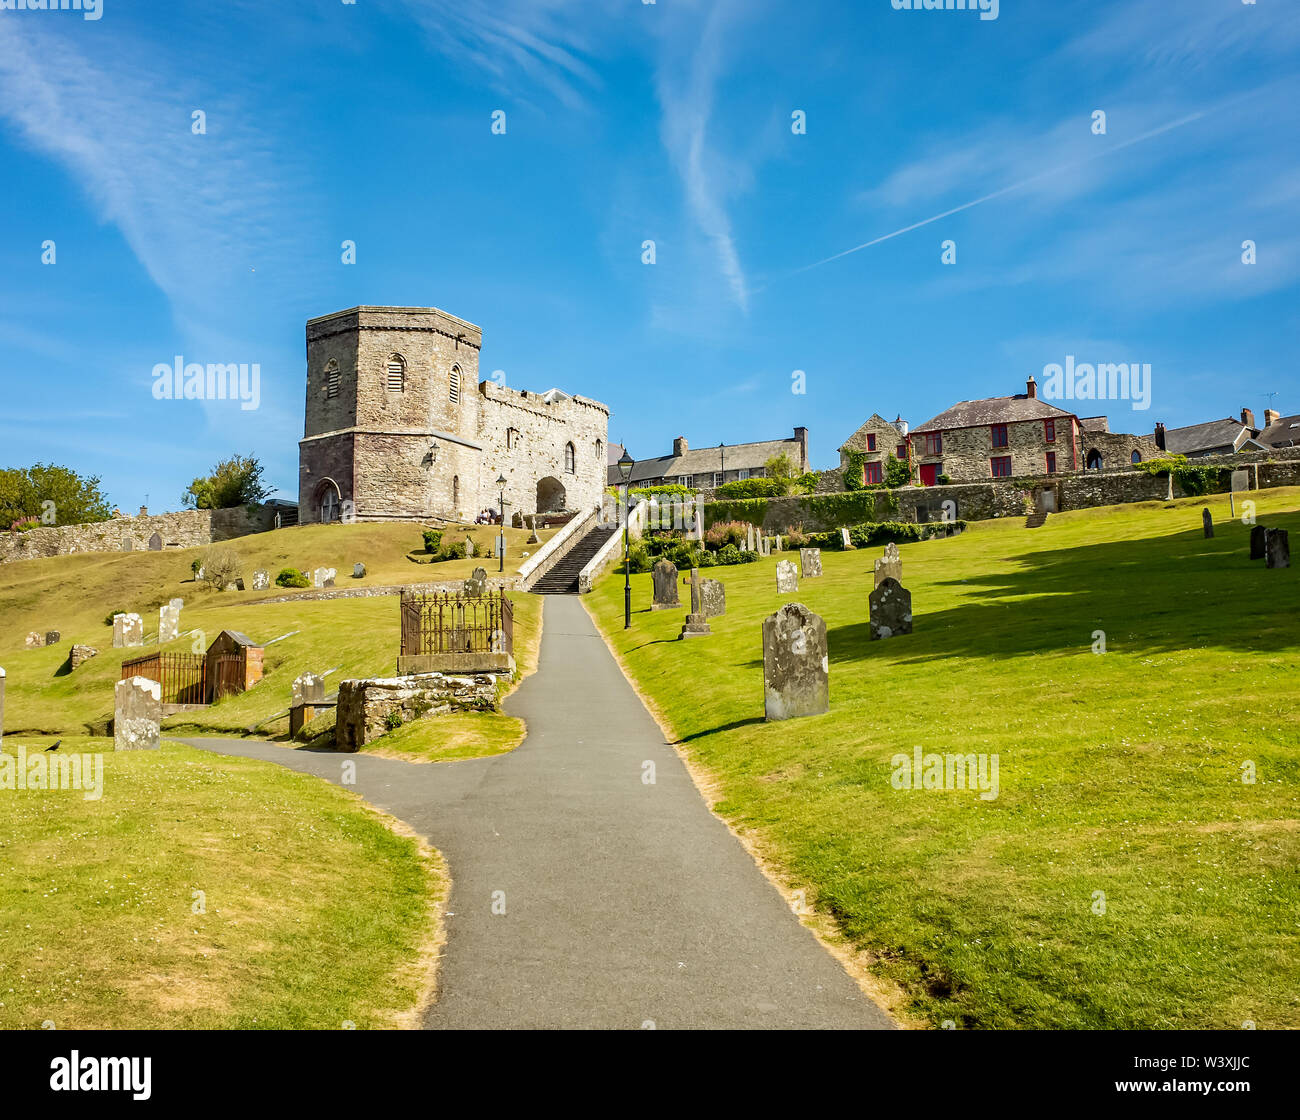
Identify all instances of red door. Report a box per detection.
[920,464,939,487]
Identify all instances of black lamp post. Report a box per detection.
[496,473,507,572]
[617,447,634,628]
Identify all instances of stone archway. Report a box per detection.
[536,476,566,513]
[315,477,343,523]
[1085,450,1103,471]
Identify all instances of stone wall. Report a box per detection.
[335,671,502,751]
[914,417,1082,481]
[0,505,276,565]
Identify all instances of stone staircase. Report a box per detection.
[530,524,622,594]
[1025,509,1049,529]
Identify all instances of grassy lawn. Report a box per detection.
[588,488,1300,1029]
[0,737,443,1029]
[0,520,545,762]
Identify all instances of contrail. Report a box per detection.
[783,109,1209,280]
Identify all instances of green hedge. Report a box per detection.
[714,477,785,499]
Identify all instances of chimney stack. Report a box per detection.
[1154,422,1166,451]
[138,505,148,518]
[1026,375,1037,399]
[793,426,809,470]
[1264,408,1280,427]
[672,436,688,457]
[1241,408,1256,429]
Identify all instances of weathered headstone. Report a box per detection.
[312,567,336,589]
[799,548,822,578]
[121,537,133,552]
[493,536,507,558]
[464,566,488,597]
[762,603,829,722]
[148,532,163,551]
[159,599,183,643]
[1231,469,1250,493]
[527,517,541,545]
[70,644,98,671]
[114,676,161,751]
[775,534,784,552]
[875,542,902,587]
[679,568,712,639]
[464,537,476,558]
[870,577,913,640]
[776,559,798,593]
[652,559,680,610]
[700,578,726,618]
[252,569,271,590]
[113,613,143,649]
[840,527,853,549]
[44,630,61,647]
[1202,508,1214,539]
[353,562,366,579]
[1265,528,1290,569]
[759,536,771,557]
[1250,525,1267,560]
[25,632,43,649]
[692,508,704,543]
[292,671,325,706]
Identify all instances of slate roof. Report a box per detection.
[608,436,803,485]
[1258,413,1300,448]
[1158,419,1252,455]
[914,394,1074,433]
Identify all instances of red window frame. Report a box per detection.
[991,456,1012,478]
[864,461,883,485]
[866,433,877,451]
[1046,451,1057,474]
[1044,419,1056,443]
[923,433,943,457]
[896,444,907,459]
[991,423,1009,448]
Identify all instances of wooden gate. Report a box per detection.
[213,653,245,701]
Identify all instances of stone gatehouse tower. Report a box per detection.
[298,306,609,525]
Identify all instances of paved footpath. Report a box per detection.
[181,595,893,1030]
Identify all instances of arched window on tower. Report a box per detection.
[386,354,406,393]
[564,442,576,474]
[595,438,603,463]
[1131,450,1142,464]
[506,427,520,450]
[450,364,462,405]
[324,359,340,400]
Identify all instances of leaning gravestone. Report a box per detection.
[158,599,183,643]
[463,566,488,597]
[700,578,726,618]
[875,542,902,588]
[799,547,823,578]
[353,562,366,579]
[25,632,44,649]
[252,569,271,590]
[44,630,61,647]
[1249,526,1267,560]
[1202,508,1214,539]
[114,676,161,751]
[1265,528,1290,570]
[870,577,913,640]
[70,644,98,671]
[679,568,712,639]
[776,559,799,593]
[762,603,829,721]
[113,612,143,649]
[652,559,680,610]
[840,528,853,549]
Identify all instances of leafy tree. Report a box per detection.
[183,454,270,510]
[0,462,112,528]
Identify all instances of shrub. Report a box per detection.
[696,550,716,568]
[439,542,468,562]
[422,528,444,554]
[937,473,952,486]
[191,557,203,576]
[384,711,404,732]
[715,543,742,566]
[276,567,310,589]
[885,454,915,489]
[183,453,270,510]
[739,549,760,564]
[784,526,811,550]
[714,477,784,500]
[624,542,652,574]
[198,546,241,590]
[705,520,750,549]
[10,517,39,532]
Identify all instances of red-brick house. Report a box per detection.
[909,377,1081,485]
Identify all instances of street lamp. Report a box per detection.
[496,473,507,572]
[617,447,635,628]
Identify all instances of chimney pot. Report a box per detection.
[1155,422,1166,451]
[1026,375,1037,399]
[138,505,148,518]
[1264,408,1280,427]
[1241,408,1256,429]
[672,436,688,457]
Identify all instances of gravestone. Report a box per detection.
[70,644,98,671]
[651,559,680,610]
[1202,508,1214,538]
[799,548,823,579]
[776,559,798,593]
[1265,528,1290,569]
[252,569,271,590]
[113,613,143,649]
[312,567,337,589]
[148,532,163,551]
[158,599,183,643]
[1250,525,1267,560]
[775,535,784,552]
[679,568,712,639]
[0,666,5,741]
[114,676,161,751]
[353,562,366,579]
[292,671,325,706]
[464,566,488,597]
[494,536,507,558]
[44,630,61,647]
[759,536,771,557]
[527,517,541,545]
[840,528,853,549]
[224,579,245,592]
[121,537,133,552]
[464,537,476,558]
[875,542,902,587]
[1231,469,1250,494]
[870,577,913,640]
[25,632,43,649]
[700,578,726,618]
[762,603,829,722]
[692,508,704,543]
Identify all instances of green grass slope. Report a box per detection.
[589,488,1300,1029]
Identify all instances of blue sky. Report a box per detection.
[2,0,1297,509]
